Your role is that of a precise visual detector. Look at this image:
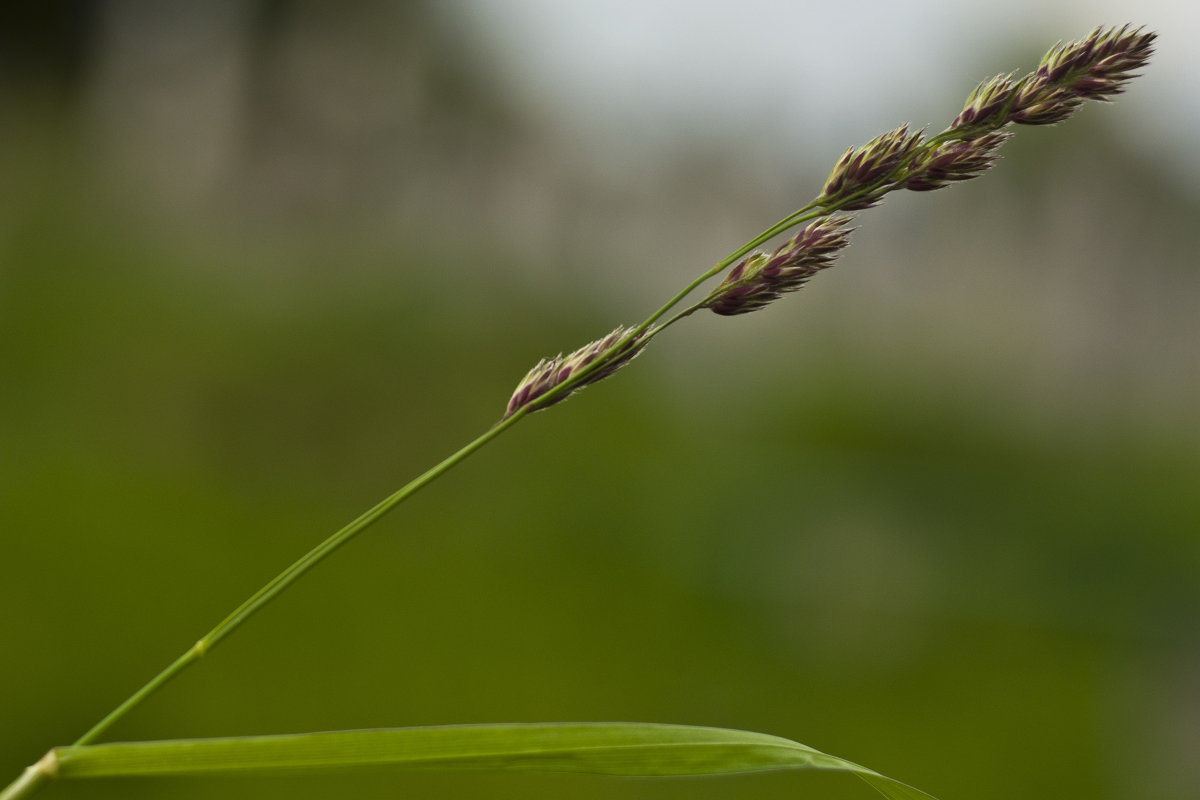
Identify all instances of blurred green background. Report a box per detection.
[2,3,1199,800]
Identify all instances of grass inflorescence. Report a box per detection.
[502,24,1156,419]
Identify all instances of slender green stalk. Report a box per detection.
[68,197,829,755]
[64,189,833,756]
[71,407,529,748]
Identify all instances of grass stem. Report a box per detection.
[71,408,529,747]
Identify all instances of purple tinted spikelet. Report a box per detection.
[950,73,1019,132]
[504,326,647,418]
[703,217,854,316]
[819,126,924,210]
[1008,79,1083,125]
[905,132,1011,192]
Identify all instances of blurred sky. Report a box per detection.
[445,0,1199,189]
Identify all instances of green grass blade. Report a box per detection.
[50,723,934,798]
[857,773,942,800]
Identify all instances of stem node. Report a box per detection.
[0,752,58,800]
[34,753,58,781]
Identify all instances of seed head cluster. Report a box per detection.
[814,26,1155,213]
[952,24,1155,133]
[904,132,1012,192]
[819,126,924,210]
[702,217,855,316]
[504,326,646,419]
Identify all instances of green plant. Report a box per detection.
[0,24,1154,800]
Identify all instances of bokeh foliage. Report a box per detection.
[2,5,1198,800]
